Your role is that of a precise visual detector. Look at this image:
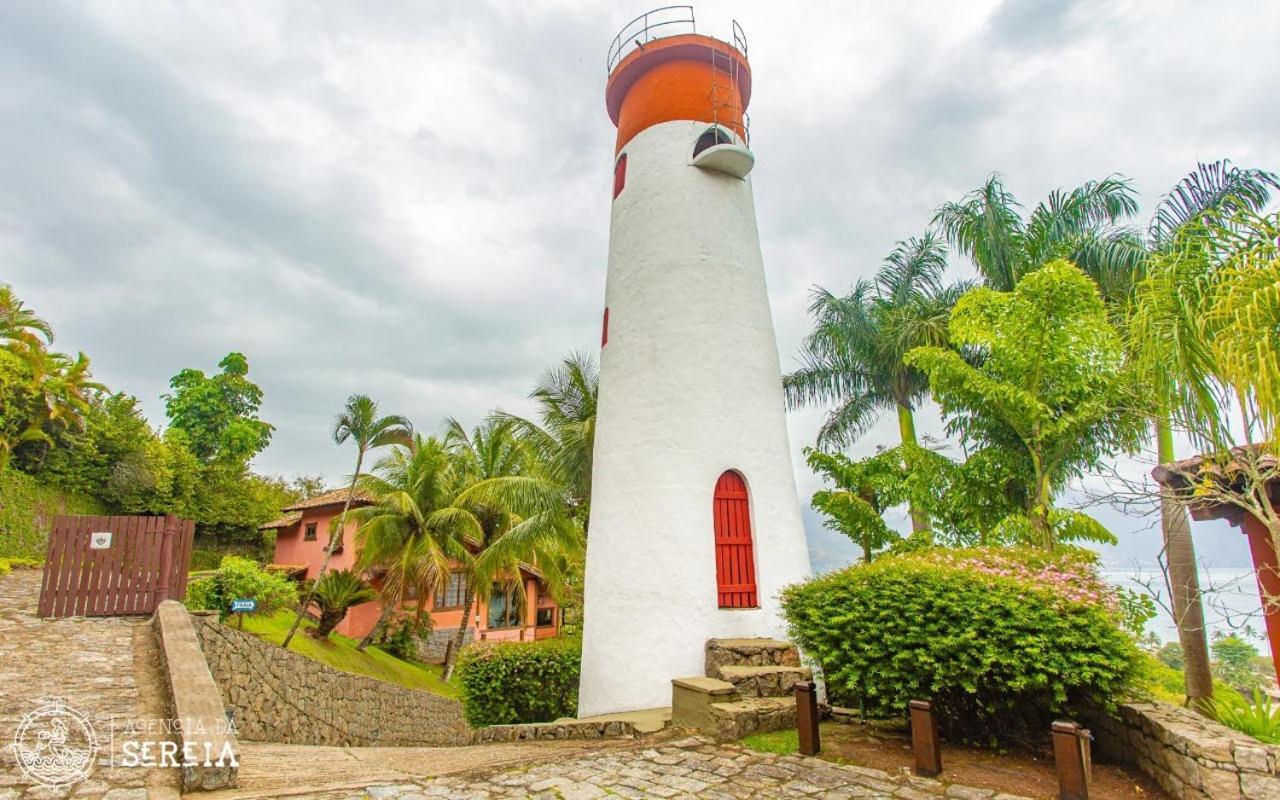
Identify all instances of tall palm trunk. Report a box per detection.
[896,402,932,541]
[282,451,363,649]
[442,582,476,681]
[357,596,398,652]
[1156,416,1214,711]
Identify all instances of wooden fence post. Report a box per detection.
[154,515,177,608]
[909,700,942,777]
[795,680,820,755]
[1052,720,1091,800]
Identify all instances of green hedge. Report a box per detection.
[458,637,581,727]
[781,547,1143,742]
[0,468,106,560]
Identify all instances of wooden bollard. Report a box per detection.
[795,681,820,755]
[1052,720,1092,800]
[909,700,942,777]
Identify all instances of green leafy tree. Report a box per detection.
[497,352,598,529]
[906,260,1145,547]
[163,352,274,465]
[785,235,967,537]
[349,435,470,651]
[0,284,53,352]
[440,418,584,681]
[281,394,412,649]
[933,174,1141,298]
[1212,634,1263,694]
[310,569,377,639]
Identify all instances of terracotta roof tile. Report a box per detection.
[259,512,302,531]
[281,487,375,512]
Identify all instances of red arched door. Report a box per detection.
[714,470,757,608]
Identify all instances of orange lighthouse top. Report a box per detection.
[605,8,752,154]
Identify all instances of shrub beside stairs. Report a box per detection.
[671,638,811,740]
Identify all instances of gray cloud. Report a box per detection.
[2,0,1276,573]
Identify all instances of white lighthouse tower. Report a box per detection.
[579,8,812,717]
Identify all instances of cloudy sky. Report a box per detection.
[3,0,1277,578]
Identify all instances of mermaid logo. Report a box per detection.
[11,698,98,788]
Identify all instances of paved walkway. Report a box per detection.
[0,570,180,800]
[205,737,1035,800]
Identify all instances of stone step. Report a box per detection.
[705,637,801,678]
[716,665,812,698]
[707,696,796,741]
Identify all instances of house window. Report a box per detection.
[328,531,343,555]
[487,585,523,629]
[303,523,317,541]
[612,153,627,199]
[693,126,734,158]
[434,572,467,609]
[713,470,757,608]
[536,606,555,628]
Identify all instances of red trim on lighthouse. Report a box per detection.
[713,470,757,609]
[601,307,609,347]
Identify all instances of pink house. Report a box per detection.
[261,488,560,655]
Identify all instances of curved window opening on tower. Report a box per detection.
[713,470,758,609]
[612,154,627,199]
[693,127,734,159]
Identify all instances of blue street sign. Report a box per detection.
[230,599,257,613]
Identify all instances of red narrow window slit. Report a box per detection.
[713,470,757,608]
[601,307,609,347]
[612,154,627,199]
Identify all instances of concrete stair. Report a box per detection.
[670,637,807,740]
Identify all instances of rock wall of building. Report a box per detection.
[1090,701,1280,799]
[191,612,471,747]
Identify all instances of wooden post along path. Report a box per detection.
[794,681,820,756]
[1052,720,1092,800]
[909,700,943,777]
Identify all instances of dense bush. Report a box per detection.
[0,468,106,559]
[781,547,1144,742]
[458,637,581,727]
[184,556,297,625]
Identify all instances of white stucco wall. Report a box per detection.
[578,120,813,717]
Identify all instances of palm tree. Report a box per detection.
[0,285,53,352]
[784,234,966,538]
[1129,161,1279,708]
[349,436,471,651]
[310,569,378,639]
[439,418,584,680]
[496,352,598,527]
[933,174,1141,299]
[282,394,413,648]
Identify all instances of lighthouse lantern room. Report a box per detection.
[578,6,813,717]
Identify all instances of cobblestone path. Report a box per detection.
[0,570,180,800]
[210,737,1035,800]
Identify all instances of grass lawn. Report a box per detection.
[740,727,801,755]
[237,609,460,699]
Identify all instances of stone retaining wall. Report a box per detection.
[192,612,471,747]
[414,626,475,662]
[473,720,639,743]
[1089,701,1280,799]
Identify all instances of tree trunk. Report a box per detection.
[1028,453,1053,549]
[357,598,398,652]
[896,403,931,542]
[442,583,476,681]
[1156,417,1214,711]
[283,451,363,648]
[312,609,344,639]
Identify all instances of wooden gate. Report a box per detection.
[713,470,758,609]
[37,514,195,618]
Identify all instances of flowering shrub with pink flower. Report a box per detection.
[781,546,1145,742]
